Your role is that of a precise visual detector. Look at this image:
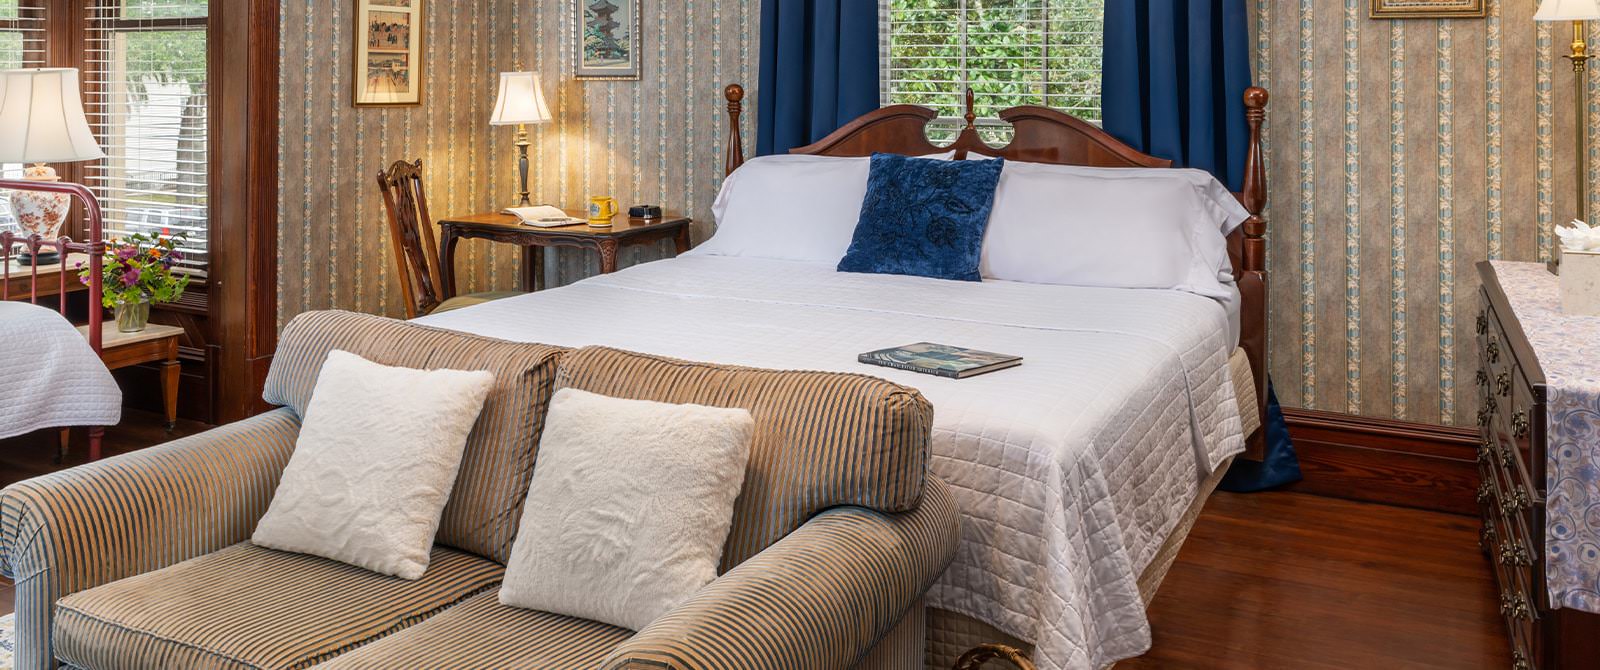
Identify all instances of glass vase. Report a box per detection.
[115,299,151,333]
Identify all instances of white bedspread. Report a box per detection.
[0,303,121,440]
[418,256,1245,670]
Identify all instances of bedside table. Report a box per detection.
[436,212,691,295]
[73,321,185,460]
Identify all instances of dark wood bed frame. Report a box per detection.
[720,84,1271,454]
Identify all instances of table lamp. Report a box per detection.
[490,72,553,207]
[0,68,105,266]
[1538,0,1600,227]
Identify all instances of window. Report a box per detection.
[882,0,1104,143]
[84,0,209,271]
[0,0,47,232]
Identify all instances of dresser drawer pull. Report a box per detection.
[1477,481,1495,505]
[1477,314,1489,335]
[1499,540,1532,567]
[1476,369,1489,388]
[1478,408,1491,428]
[1484,395,1498,414]
[1512,651,1531,670]
[1480,523,1498,551]
[1500,592,1533,621]
[1496,373,1511,398]
[1513,411,1530,439]
[1506,487,1532,513]
[1478,441,1495,466]
[1488,340,1501,364]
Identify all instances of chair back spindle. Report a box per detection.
[376,159,447,319]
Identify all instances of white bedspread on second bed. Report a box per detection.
[0,302,121,440]
[418,255,1245,670]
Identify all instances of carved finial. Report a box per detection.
[725,83,746,176]
[964,88,977,130]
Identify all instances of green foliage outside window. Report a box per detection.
[887,0,1103,142]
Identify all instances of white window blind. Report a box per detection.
[0,0,47,232]
[882,0,1104,143]
[84,0,209,271]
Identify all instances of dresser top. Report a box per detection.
[1483,261,1600,395]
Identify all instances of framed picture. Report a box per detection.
[1370,0,1486,19]
[353,0,424,106]
[576,0,641,81]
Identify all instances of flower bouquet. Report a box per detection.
[79,230,192,332]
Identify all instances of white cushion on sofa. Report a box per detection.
[498,388,754,631]
[252,350,494,580]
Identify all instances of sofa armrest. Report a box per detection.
[0,408,300,670]
[602,475,960,670]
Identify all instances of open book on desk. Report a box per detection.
[502,205,586,227]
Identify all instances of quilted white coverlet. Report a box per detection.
[419,256,1246,670]
[0,303,121,439]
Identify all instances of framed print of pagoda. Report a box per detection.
[576,0,641,80]
[354,0,424,106]
[1369,0,1485,19]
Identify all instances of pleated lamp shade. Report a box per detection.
[1536,0,1600,21]
[490,72,553,126]
[0,68,104,164]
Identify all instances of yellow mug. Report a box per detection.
[587,196,619,226]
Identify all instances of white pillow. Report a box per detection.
[498,388,754,631]
[252,350,493,580]
[979,161,1249,298]
[691,152,955,263]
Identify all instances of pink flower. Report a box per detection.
[120,267,141,287]
[116,246,138,261]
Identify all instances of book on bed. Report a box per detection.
[858,342,1022,379]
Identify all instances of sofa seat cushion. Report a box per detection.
[51,543,504,670]
[314,589,633,670]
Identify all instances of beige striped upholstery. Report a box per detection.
[262,310,567,563]
[602,475,960,670]
[315,589,633,669]
[52,543,503,670]
[0,409,303,670]
[556,346,934,570]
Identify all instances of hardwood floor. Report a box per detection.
[1125,492,1509,669]
[0,414,1510,668]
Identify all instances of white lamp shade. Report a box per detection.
[1537,0,1600,21]
[490,72,553,126]
[0,68,104,164]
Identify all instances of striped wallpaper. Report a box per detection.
[276,0,757,327]
[1257,0,1578,426]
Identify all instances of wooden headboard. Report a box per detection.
[720,84,1271,453]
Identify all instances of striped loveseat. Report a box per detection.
[0,311,960,670]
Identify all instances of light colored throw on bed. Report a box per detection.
[419,255,1247,670]
[0,303,120,440]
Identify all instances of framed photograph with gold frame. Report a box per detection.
[1370,0,1486,19]
[353,0,424,106]
[576,0,641,81]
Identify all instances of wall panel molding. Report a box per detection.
[1284,408,1480,516]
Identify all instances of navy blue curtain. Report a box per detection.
[757,0,880,156]
[1219,383,1304,492]
[1103,0,1300,489]
[1101,0,1254,191]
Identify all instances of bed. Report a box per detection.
[419,87,1272,670]
[0,180,115,454]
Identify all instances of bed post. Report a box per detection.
[1240,87,1270,458]
[725,84,746,176]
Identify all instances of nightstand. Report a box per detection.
[76,321,184,459]
[436,212,691,295]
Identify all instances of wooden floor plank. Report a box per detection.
[0,414,1509,668]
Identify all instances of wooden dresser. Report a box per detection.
[1476,261,1600,669]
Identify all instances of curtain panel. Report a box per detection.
[757,0,881,156]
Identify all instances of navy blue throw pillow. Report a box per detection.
[837,153,1005,282]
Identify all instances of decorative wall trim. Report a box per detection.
[1283,408,1480,516]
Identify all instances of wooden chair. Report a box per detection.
[376,159,522,319]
